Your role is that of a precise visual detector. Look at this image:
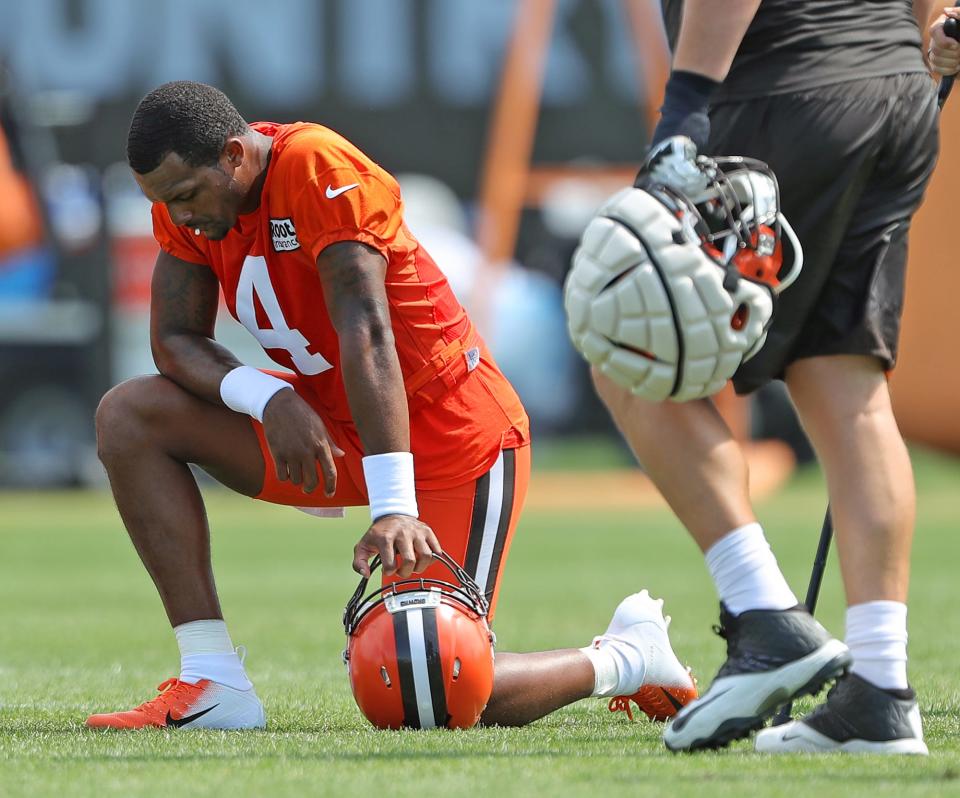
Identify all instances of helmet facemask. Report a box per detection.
[646,155,802,295]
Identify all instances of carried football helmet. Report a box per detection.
[564,137,803,402]
[342,551,495,730]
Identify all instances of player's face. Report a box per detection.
[134,149,246,241]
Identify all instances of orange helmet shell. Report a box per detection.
[343,553,495,730]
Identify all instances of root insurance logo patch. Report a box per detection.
[270,218,301,252]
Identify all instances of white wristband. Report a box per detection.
[220,366,292,422]
[362,452,419,521]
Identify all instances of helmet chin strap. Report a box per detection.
[774,213,803,292]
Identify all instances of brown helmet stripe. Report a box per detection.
[421,607,449,727]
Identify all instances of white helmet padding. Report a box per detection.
[564,146,802,402]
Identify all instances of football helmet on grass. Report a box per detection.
[343,551,495,730]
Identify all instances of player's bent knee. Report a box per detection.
[96,375,185,461]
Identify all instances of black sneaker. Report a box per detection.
[755,672,928,754]
[663,604,851,751]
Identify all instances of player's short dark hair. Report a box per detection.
[127,81,249,174]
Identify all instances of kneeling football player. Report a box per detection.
[85,81,696,730]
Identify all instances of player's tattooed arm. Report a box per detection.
[150,249,242,403]
[316,240,410,454]
[318,240,437,578]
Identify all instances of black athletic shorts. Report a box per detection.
[706,73,940,394]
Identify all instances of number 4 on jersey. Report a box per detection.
[235,255,333,376]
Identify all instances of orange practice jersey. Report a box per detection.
[152,122,529,489]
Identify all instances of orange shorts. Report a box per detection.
[250,373,530,620]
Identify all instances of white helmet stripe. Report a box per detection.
[391,610,422,726]
[406,609,438,729]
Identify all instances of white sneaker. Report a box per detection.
[591,590,699,721]
[755,673,928,755]
[86,678,266,729]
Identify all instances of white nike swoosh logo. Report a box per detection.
[669,686,734,732]
[325,183,359,199]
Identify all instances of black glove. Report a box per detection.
[650,70,720,151]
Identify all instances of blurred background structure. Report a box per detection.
[0,0,955,491]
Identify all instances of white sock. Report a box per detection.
[846,601,909,691]
[174,619,253,691]
[579,645,623,697]
[705,522,798,616]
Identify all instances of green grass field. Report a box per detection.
[2,448,960,797]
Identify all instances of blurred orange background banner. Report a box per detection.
[0,127,44,258]
[891,85,960,455]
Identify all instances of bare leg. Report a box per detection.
[785,355,915,604]
[482,651,595,726]
[96,375,266,626]
[592,369,755,552]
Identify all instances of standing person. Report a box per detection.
[591,0,939,753]
[85,81,697,730]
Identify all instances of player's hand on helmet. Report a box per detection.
[639,134,711,199]
[929,10,960,76]
[639,71,719,198]
[352,515,442,579]
[261,389,345,496]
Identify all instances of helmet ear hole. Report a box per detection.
[380,666,392,688]
[452,657,462,680]
[731,303,749,331]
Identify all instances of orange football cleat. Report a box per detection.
[608,677,699,722]
[86,678,265,730]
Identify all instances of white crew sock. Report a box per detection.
[579,645,624,697]
[174,619,253,691]
[705,522,798,616]
[846,601,909,691]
